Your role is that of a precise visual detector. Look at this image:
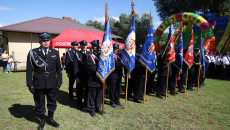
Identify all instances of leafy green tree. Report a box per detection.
[85,20,104,30]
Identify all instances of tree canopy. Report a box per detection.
[153,0,230,21]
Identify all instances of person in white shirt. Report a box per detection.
[209,52,216,77]
[6,55,13,73]
[204,51,211,77]
[215,52,222,79]
[222,52,230,80]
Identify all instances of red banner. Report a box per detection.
[184,33,194,68]
[164,35,176,64]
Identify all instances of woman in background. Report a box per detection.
[1,50,9,73]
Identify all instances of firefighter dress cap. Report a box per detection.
[79,40,87,46]
[113,43,119,49]
[39,32,50,41]
[71,41,78,46]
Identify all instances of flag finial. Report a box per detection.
[131,0,135,11]
[105,2,108,13]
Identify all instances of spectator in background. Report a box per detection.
[61,53,65,70]
[1,50,9,73]
[6,55,13,73]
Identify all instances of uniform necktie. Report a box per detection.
[45,49,47,58]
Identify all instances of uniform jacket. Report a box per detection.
[73,50,90,81]
[86,52,102,88]
[65,49,77,75]
[26,47,62,89]
[110,53,123,79]
[157,54,172,77]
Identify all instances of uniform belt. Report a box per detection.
[35,70,56,76]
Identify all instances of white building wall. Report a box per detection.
[6,32,66,70]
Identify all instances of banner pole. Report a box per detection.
[102,82,105,115]
[174,70,178,96]
[197,68,201,91]
[143,69,148,103]
[125,72,129,109]
[165,65,169,99]
[185,67,189,93]
[197,33,202,91]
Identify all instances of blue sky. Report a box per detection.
[0,0,162,29]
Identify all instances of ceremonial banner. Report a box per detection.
[162,28,176,64]
[122,14,136,72]
[184,32,194,68]
[139,24,156,73]
[173,34,183,73]
[200,39,205,76]
[96,17,115,82]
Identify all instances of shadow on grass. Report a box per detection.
[57,89,88,113]
[57,89,78,108]
[8,104,40,124]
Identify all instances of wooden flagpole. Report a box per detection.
[165,65,169,99]
[174,70,178,96]
[102,82,105,114]
[125,72,129,109]
[185,67,188,93]
[102,2,108,115]
[143,69,148,103]
[165,24,172,98]
[197,33,202,91]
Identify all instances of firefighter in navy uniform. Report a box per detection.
[26,33,62,130]
[108,43,123,108]
[187,49,199,90]
[156,49,172,99]
[65,41,79,99]
[75,40,90,109]
[133,44,146,103]
[86,40,103,117]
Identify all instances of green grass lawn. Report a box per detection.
[0,71,230,129]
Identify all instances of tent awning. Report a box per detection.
[50,29,124,49]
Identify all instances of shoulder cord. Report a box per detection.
[29,50,48,68]
[68,50,73,62]
[75,52,80,61]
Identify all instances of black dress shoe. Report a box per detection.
[89,111,96,117]
[156,94,163,99]
[37,119,45,130]
[134,99,141,103]
[47,118,59,127]
[140,99,147,102]
[161,93,166,96]
[116,102,123,107]
[111,103,116,108]
[190,88,194,91]
[96,109,106,114]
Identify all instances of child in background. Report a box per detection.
[6,55,13,73]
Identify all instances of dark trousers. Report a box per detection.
[76,82,88,106]
[147,72,156,93]
[222,65,229,80]
[133,74,145,100]
[178,71,186,91]
[2,61,7,71]
[187,67,195,90]
[215,65,221,79]
[127,75,134,98]
[87,87,102,112]
[33,88,57,115]
[68,75,76,97]
[209,63,215,77]
[157,76,167,95]
[109,77,121,104]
